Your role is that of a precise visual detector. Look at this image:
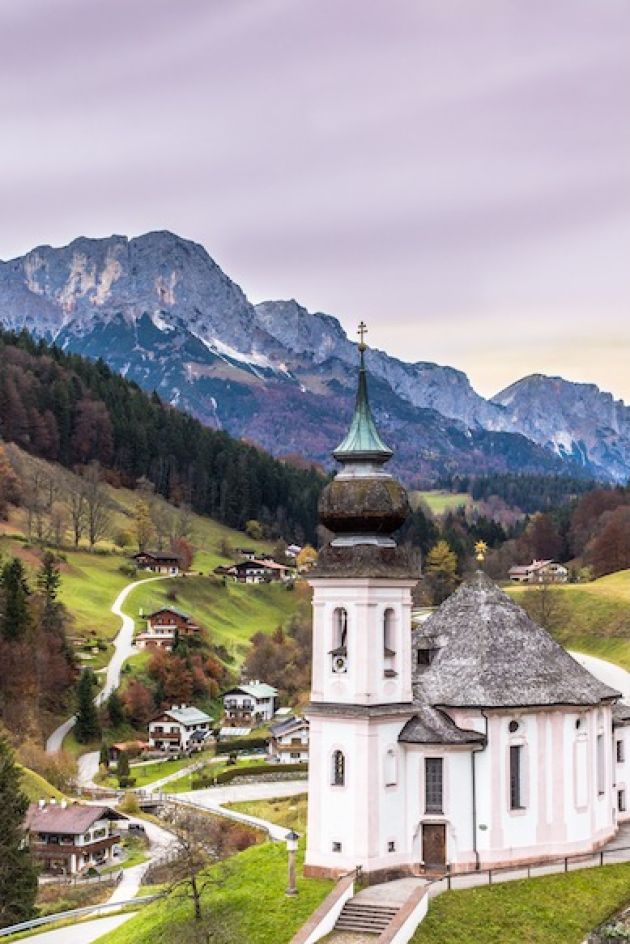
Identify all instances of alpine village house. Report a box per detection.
[304,337,630,881]
[25,801,125,875]
[135,607,202,651]
[148,704,213,753]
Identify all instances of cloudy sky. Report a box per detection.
[1,0,629,399]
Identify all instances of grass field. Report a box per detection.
[18,766,65,802]
[98,755,200,789]
[93,841,333,944]
[509,570,630,669]
[410,490,471,515]
[123,577,302,662]
[412,863,630,944]
[226,794,308,833]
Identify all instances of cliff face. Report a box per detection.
[1,230,625,483]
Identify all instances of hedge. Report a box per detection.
[215,737,268,755]
[192,762,307,788]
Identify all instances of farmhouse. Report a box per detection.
[223,558,295,584]
[304,341,625,881]
[269,714,309,764]
[223,681,278,724]
[148,704,213,753]
[508,559,569,583]
[25,801,124,875]
[133,550,180,575]
[135,607,201,651]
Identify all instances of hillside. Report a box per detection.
[2,231,626,483]
[18,765,65,803]
[0,328,322,543]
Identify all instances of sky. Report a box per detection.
[1,0,629,399]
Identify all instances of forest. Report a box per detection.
[0,328,323,543]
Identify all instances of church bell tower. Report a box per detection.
[305,324,418,878]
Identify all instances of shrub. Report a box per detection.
[118,792,140,815]
[118,776,136,788]
[215,737,268,755]
[193,762,307,788]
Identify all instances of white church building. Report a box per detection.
[305,339,630,881]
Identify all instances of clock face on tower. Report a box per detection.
[332,654,348,674]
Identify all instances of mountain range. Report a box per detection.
[1,230,629,484]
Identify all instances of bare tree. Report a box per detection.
[67,486,87,548]
[521,578,567,634]
[81,462,112,550]
[146,806,236,926]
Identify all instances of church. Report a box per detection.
[305,333,630,880]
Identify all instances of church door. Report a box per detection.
[422,824,446,868]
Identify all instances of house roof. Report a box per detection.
[233,558,292,572]
[146,607,195,622]
[163,706,212,725]
[412,571,620,709]
[133,550,180,561]
[26,803,124,835]
[270,715,309,737]
[508,560,566,575]
[613,702,630,727]
[224,683,278,699]
[399,707,486,745]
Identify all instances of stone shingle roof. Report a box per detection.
[26,803,122,835]
[399,706,486,745]
[613,702,630,727]
[412,571,620,709]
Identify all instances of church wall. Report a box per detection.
[614,724,630,823]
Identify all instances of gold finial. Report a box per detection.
[475,540,488,563]
[357,321,368,352]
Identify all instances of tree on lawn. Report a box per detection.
[116,750,130,785]
[424,539,459,604]
[36,552,63,637]
[134,498,156,552]
[106,689,126,728]
[0,445,21,520]
[0,734,38,929]
[0,558,31,641]
[75,669,101,743]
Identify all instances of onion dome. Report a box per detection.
[317,325,410,548]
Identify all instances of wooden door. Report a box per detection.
[422,823,446,867]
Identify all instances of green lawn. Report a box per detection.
[167,757,268,792]
[412,863,630,944]
[509,570,630,669]
[99,755,199,789]
[58,550,136,639]
[93,841,333,944]
[124,577,301,663]
[410,490,472,515]
[18,766,65,802]
[226,794,308,833]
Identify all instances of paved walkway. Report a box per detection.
[46,574,174,754]
[107,813,174,904]
[13,913,134,944]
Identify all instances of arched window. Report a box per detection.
[332,750,345,786]
[385,748,397,786]
[331,608,348,673]
[333,608,348,650]
[383,608,396,676]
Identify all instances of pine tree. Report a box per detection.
[0,735,38,928]
[117,750,130,784]
[36,552,63,637]
[106,690,125,728]
[0,558,31,641]
[75,669,101,744]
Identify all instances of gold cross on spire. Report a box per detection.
[357,321,368,352]
[475,540,488,564]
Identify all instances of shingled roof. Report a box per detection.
[399,706,486,745]
[412,571,620,709]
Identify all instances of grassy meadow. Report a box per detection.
[410,490,472,515]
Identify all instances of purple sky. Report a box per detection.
[1,0,629,399]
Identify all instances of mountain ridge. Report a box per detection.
[1,229,627,483]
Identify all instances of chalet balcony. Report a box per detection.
[31,834,120,856]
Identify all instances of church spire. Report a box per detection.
[333,322,393,464]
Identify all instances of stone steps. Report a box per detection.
[333,900,399,935]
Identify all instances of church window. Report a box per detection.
[619,789,626,813]
[385,749,397,786]
[617,740,625,763]
[332,750,345,786]
[383,608,397,677]
[508,720,519,733]
[575,718,582,730]
[331,608,348,673]
[597,734,605,795]
[332,841,342,852]
[425,758,443,813]
[388,840,396,852]
[509,745,525,810]
[417,648,437,667]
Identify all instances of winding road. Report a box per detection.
[46,574,173,760]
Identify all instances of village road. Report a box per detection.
[569,651,630,701]
[46,574,174,754]
[176,778,307,840]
